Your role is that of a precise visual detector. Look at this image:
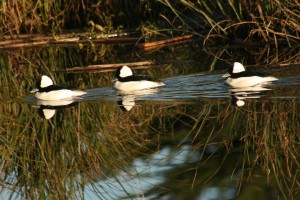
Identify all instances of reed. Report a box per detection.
[159,0,300,45]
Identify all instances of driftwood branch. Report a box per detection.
[0,32,141,50]
[0,37,140,50]
[138,34,195,50]
[56,61,155,73]
[0,32,196,50]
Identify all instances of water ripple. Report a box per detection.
[25,72,300,103]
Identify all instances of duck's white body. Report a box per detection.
[34,89,86,100]
[225,76,278,88]
[31,75,86,100]
[114,66,165,91]
[223,62,278,87]
[114,80,165,91]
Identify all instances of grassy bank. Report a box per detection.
[1,1,299,46]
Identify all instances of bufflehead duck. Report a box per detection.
[30,75,86,100]
[223,62,278,87]
[114,66,165,91]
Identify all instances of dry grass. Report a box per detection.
[159,0,300,46]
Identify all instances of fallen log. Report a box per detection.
[56,61,154,73]
[138,34,195,50]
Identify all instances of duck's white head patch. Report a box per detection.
[40,75,54,88]
[233,62,246,73]
[119,66,133,78]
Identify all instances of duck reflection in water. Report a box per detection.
[116,88,160,112]
[229,86,272,107]
[117,94,136,112]
[33,100,79,119]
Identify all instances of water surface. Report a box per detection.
[1,44,300,199]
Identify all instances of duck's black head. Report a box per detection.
[228,64,234,75]
[36,78,42,90]
[115,68,122,79]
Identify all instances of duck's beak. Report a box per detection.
[222,73,231,78]
[30,88,39,93]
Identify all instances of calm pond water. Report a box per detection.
[1,43,300,199]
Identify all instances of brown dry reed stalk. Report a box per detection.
[159,0,300,46]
